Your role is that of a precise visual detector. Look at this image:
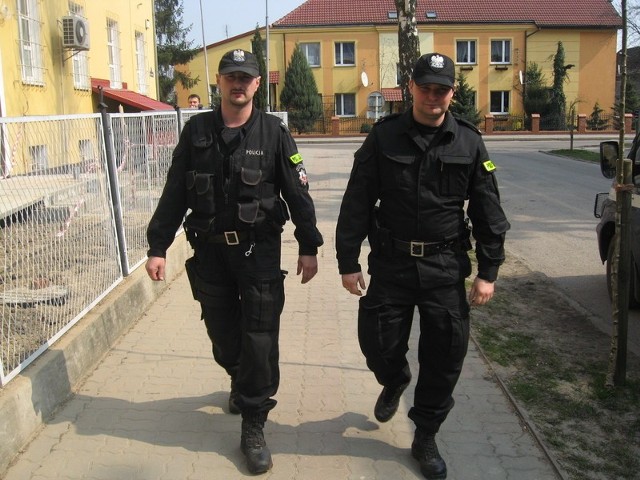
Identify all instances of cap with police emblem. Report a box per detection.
[411,53,455,88]
[218,49,260,77]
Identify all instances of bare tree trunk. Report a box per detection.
[395,0,420,110]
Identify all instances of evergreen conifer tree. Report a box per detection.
[251,28,268,111]
[155,0,199,104]
[588,102,608,130]
[523,62,552,129]
[548,41,568,130]
[450,72,481,126]
[280,46,322,133]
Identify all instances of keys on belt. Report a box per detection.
[392,238,456,257]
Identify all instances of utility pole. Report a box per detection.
[265,0,271,111]
[198,0,211,106]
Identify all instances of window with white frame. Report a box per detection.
[335,93,355,116]
[300,42,320,67]
[456,40,476,64]
[135,31,148,94]
[29,145,48,172]
[107,18,122,88]
[490,91,510,114]
[18,0,44,85]
[367,92,384,120]
[490,40,511,64]
[69,2,90,90]
[335,42,355,66]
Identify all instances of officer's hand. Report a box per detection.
[342,272,366,296]
[468,276,494,306]
[297,255,318,284]
[146,256,166,281]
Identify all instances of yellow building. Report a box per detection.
[179,0,621,124]
[0,0,168,117]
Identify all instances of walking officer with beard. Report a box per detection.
[146,49,323,475]
[336,52,509,479]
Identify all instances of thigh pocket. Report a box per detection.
[243,274,285,332]
[448,310,470,361]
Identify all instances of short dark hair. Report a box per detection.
[188,94,200,101]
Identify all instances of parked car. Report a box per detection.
[595,131,640,307]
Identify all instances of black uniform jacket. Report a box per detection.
[336,110,509,282]
[147,108,323,258]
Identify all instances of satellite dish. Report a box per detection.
[518,70,524,85]
[361,71,369,87]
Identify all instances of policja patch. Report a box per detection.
[483,160,496,172]
[289,153,303,165]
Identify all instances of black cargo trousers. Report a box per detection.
[185,233,285,414]
[358,248,471,434]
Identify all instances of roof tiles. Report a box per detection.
[274,0,621,29]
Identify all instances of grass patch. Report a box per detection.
[470,255,640,479]
[549,149,600,162]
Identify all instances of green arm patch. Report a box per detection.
[289,153,303,165]
[483,160,496,172]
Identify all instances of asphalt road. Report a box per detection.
[488,137,640,356]
[298,135,640,357]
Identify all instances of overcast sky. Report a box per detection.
[181,0,307,47]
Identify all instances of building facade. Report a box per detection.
[0,0,167,117]
[179,0,621,124]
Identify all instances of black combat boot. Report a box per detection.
[411,429,447,479]
[240,411,272,474]
[228,381,240,415]
[374,381,410,422]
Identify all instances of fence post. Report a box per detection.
[98,100,129,277]
[331,116,340,136]
[484,115,494,134]
[577,114,587,134]
[531,114,540,133]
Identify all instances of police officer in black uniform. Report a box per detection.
[336,53,509,479]
[146,49,323,475]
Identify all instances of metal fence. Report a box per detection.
[0,109,198,386]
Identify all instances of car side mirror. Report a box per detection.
[599,141,617,179]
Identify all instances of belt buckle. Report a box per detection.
[224,231,240,245]
[410,241,424,257]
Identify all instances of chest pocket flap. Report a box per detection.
[383,152,416,165]
[439,154,473,197]
[440,154,473,166]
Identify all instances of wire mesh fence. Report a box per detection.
[0,110,184,385]
[0,114,122,384]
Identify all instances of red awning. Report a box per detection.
[381,88,402,102]
[91,79,173,111]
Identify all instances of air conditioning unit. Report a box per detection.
[62,15,90,51]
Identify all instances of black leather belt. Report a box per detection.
[206,230,251,245]
[392,238,457,257]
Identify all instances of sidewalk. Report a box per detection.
[2,144,562,480]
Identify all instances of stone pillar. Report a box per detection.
[577,114,587,134]
[331,116,340,137]
[531,114,540,134]
[484,115,494,135]
[625,113,633,134]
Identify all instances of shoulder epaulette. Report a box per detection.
[375,112,402,125]
[452,115,482,135]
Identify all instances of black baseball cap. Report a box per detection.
[412,53,455,88]
[218,49,260,77]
